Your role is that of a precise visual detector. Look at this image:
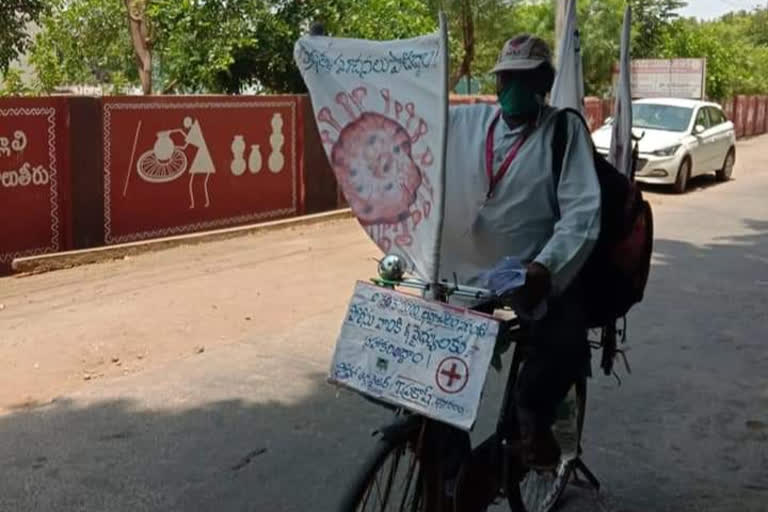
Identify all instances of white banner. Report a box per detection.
[294,25,448,282]
[551,0,585,113]
[610,5,633,177]
[330,282,499,430]
[614,58,706,99]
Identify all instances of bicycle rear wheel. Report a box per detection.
[338,419,428,512]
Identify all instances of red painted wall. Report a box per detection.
[584,97,604,132]
[602,98,614,120]
[7,91,767,276]
[722,98,735,122]
[746,96,758,136]
[734,96,747,138]
[756,96,768,135]
[0,98,72,272]
[101,96,303,244]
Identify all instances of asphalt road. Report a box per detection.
[1,136,767,511]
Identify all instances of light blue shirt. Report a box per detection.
[439,104,601,295]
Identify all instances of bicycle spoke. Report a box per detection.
[379,448,401,510]
[398,451,419,511]
[352,434,428,512]
[373,469,386,510]
[360,479,374,511]
[408,468,424,512]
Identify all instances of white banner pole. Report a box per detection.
[432,11,450,287]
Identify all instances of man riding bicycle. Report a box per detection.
[441,34,601,470]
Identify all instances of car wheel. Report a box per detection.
[673,157,691,194]
[716,148,735,182]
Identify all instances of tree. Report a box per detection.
[125,0,153,94]
[629,0,687,58]
[423,0,527,93]
[0,0,45,74]
[28,0,436,94]
[657,15,768,99]
[258,0,436,93]
[0,67,31,96]
[579,0,625,96]
[30,0,137,93]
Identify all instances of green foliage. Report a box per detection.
[0,0,45,74]
[323,0,436,40]
[18,0,768,99]
[420,0,528,92]
[579,0,625,96]
[27,0,436,94]
[145,0,263,93]
[215,0,435,93]
[29,0,137,93]
[0,67,31,96]
[629,0,686,58]
[657,14,768,99]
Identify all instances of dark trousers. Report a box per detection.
[515,282,591,431]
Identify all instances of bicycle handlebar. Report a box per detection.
[373,276,497,302]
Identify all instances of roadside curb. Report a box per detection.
[12,209,354,276]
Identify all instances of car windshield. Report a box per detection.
[632,103,693,132]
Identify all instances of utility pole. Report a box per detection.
[554,0,568,67]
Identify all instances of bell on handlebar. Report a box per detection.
[378,254,406,281]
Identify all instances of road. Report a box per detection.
[1,136,767,511]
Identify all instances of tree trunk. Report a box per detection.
[448,0,474,92]
[124,0,152,95]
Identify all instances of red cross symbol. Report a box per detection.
[436,357,469,394]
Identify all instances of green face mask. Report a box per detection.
[498,81,539,117]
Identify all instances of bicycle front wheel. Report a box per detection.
[338,428,427,512]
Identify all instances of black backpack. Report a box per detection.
[551,108,654,330]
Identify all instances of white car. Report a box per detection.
[592,98,736,193]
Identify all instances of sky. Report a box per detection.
[677,0,765,20]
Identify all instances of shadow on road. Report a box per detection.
[0,372,394,512]
[0,220,767,512]
[639,174,725,195]
[577,217,768,511]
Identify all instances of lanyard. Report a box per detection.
[484,111,531,198]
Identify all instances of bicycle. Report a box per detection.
[337,258,606,512]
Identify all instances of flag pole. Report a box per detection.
[429,10,450,296]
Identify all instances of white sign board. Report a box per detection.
[330,282,500,430]
[294,27,448,283]
[614,58,706,99]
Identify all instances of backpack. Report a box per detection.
[551,108,654,330]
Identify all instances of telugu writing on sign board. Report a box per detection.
[330,281,499,430]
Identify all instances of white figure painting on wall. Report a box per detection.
[269,113,285,173]
[231,135,247,176]
[129,116,216,208]
[249,144,262,173]
[182,117,215,208]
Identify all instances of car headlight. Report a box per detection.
[652,144,681,157]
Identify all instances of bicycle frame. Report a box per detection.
[359,276,601,512]
[366,277,522,510]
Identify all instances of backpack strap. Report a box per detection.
[550,107,593,185]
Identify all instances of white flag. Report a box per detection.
[551,0,585,113]
[294,22,448,283]
[610,6,633,177]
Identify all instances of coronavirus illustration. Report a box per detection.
[317,87,434,253]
